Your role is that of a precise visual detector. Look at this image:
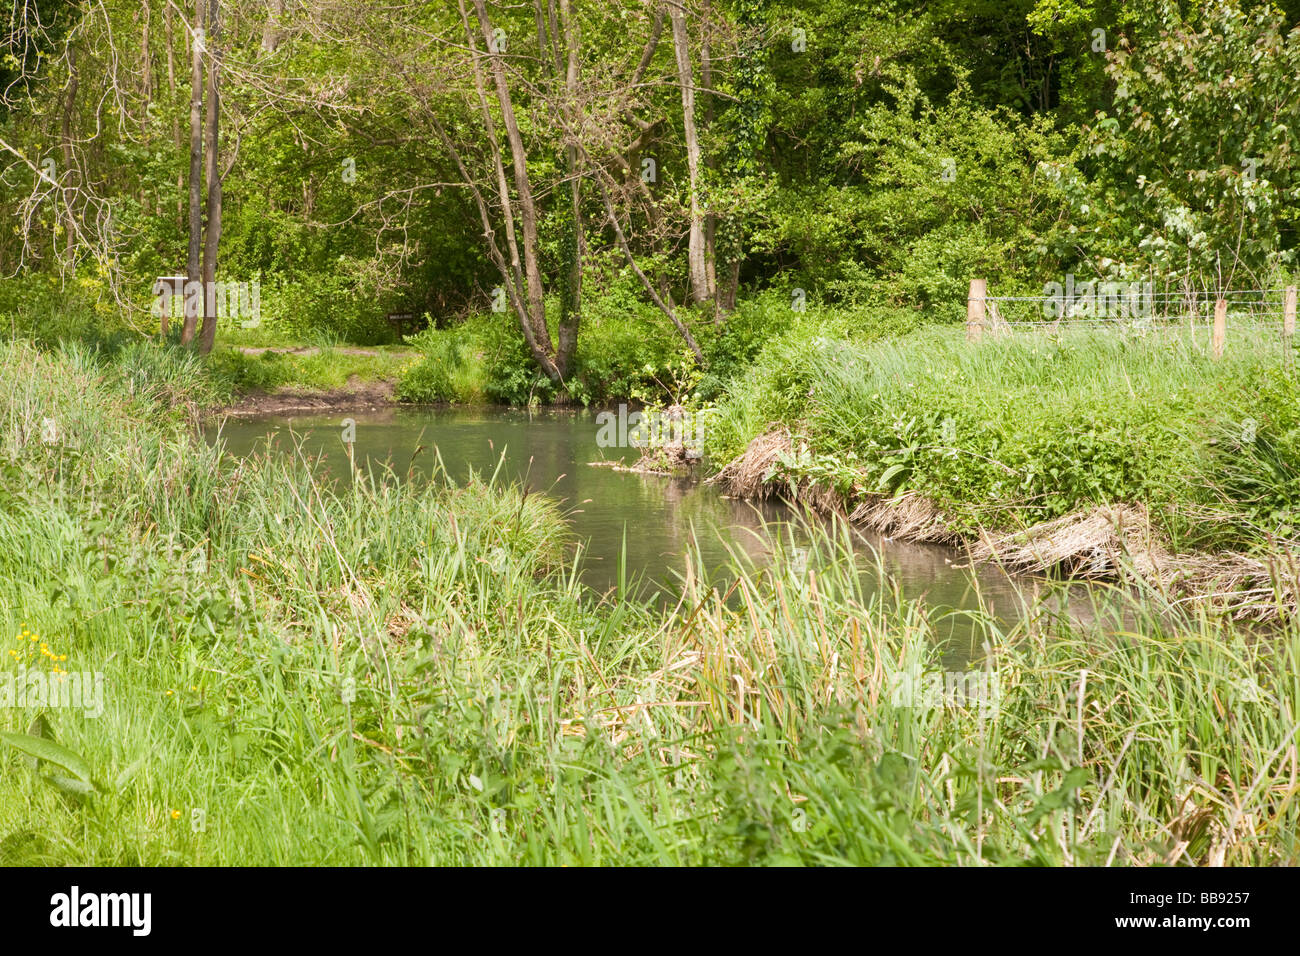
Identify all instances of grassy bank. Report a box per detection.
[393,293,922,407]
[209,345,416,407]
[2,338,1298,865]
[706,324,1300,571]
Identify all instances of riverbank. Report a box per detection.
[217,379,398,417]
[2,337,1299,865]
[705,324,1300,617]
[208,344,414,413]
[207,315,1300,615]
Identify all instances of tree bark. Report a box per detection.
[165,3,182,237]
[670,7,712,307]
[466,0,561,381]
[700,0,717,310]
[262,0,284,54]
[554,0,581,377]
[631,7,664,88]
[140,1,153,128]
[199,0,223,355]
[139,0,154,217]
[183,0,204,346]
[720,258,740,313]
[60,45,79,257]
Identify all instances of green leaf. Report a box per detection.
[41,774,97,797]
[877,463,906,491]
[0,731,93,782]
[113,755,148,793]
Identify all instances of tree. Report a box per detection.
[670,4,713,307]
[198,0,223,355]
[462,0,571,380]
[183,0,204,345]
[1084,1,1300,286]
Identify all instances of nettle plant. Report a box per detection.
[1086,3,1300,283]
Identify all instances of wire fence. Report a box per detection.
[966,280,1298,351]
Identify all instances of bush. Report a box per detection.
[0,276,127,347]
[571,288,677,405]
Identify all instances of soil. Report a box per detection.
[215,376,398,417]
[234,346,416,359]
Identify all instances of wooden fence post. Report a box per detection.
[1282,285,1296,370]
[1212,297,1227,359]
[967,278,987,342]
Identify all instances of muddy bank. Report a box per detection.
[215,377,398,418]
[712,429,1300,620]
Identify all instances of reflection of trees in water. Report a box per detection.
[635,473,783,566]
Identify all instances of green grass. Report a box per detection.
[207,345,417,398]
[1,337,1298,865]
[707,324,1300,554]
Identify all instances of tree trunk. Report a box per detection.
[700,0,718,312]
[670,7,712,307]
[140,0,154,122]
[165,3,183,237]
[199,0,223,355]
[60,45,79,257]
[468,0,561,381]
[183,0,204,346]
[720,258,740,313]
[554,0,581,378]
[140,0,154,217]
[262,0,284,54]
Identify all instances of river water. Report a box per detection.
[206,406,1070,665]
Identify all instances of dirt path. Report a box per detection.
[235,346,417,358]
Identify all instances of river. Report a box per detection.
[206,405,1087,666]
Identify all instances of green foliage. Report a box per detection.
[7,0,1300,389]
[396,313,551,406]
[753,93,1077,313]
[1084,2,1300,280]
[710,324,1300,551]
[205,345,410,399]
[569,289,678,405]
[9,0,1300,869]
[0,276,127,346]
[398,291,708,407]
